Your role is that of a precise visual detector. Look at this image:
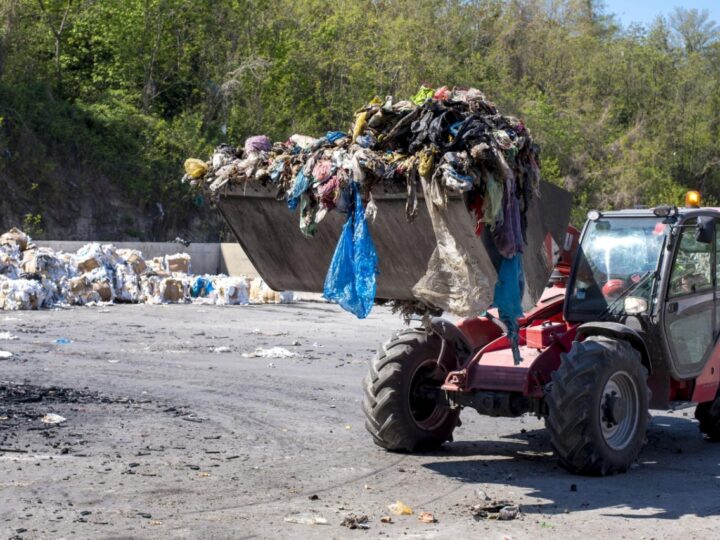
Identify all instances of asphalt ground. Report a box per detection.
[0,303,718,539]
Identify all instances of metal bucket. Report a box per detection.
[217,180,571,309]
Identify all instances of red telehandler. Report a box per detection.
[218,179,719,476]
[363,191,720,475]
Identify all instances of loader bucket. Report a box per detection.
[217,181,572,309]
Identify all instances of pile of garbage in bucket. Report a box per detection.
[183,85,541,327]
[0,228,292,310]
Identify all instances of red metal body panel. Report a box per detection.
[456,314,503,352]
[691,347,720,403]
[443,289,578,397]
[527,323,567,349]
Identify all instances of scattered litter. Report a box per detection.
[0,351,12,359]
[251,328,288,337]
[475,489,491,501]
[55,338,72,345]
[0,332,18,340]
[341,514,370,530]
[387,501,413,516]
[418,512,437,523]
[180,414,207,423]
[283,512,329,525]
[308,494,320,501]
[499,505,520,520]
[380,516,393,524]
[242,347,297,359]
[471,500,520,521]
[212,346,232,354]
[41,413,67,425]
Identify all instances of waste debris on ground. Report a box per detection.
[182,85,548,333]
[241,347,297,359]
[0,332,18,340]
[380,516,393,524]
[283,512,329,525]
[0,228,294,310]
[41,413,67,424]
[470,500,520,521]
[340,514,370,530]
[0,351,13,359]
[387,501,413,515]
[418,511,437,523]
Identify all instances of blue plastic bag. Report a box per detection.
[287,169,309,210]
[326,131,347,143]
[191,276,214,298]
[492,254,524,363]
[323,184,378,318]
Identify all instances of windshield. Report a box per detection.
[566,216,668,321]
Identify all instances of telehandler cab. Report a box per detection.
[363,191,720,475]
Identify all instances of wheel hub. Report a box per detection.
[599,371,640,451]
[409,359,449,431]
[602,391,627,427]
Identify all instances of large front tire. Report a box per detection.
[545,336,649,475]
[363,329,460,451]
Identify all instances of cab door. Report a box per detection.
[663,217,716,378]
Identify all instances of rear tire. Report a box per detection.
[545,336,649,475]
[695,400,720,440]
[363,329,460,451]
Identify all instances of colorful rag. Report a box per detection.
[244,135,272,155]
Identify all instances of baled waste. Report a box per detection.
[0,227,293,310]
[183,85,553,343]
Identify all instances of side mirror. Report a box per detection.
[695,216,714,244]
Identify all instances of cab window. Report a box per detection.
[668,219,713,297]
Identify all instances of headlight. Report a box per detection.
[624,296,648,315]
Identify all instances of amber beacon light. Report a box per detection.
[685,190,701,208]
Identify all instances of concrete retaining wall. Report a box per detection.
[36,241,258,278]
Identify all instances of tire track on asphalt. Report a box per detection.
[181,453,409,515]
